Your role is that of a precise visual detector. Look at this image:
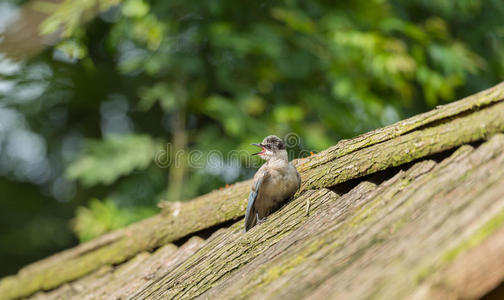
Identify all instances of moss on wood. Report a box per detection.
[301,100,504,190]
[297,81,504,172]
[442,208,504,264]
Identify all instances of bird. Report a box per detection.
[244,135,301,232]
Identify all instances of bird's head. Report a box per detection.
[251,135,287,161]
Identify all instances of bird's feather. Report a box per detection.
[244,175,264,232]
[296,170,301,188]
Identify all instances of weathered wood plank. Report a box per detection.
[132,188,350,299]
[82,237,205,300]
[410,226,504,300]
[298,81,504,172]
[29,237,207,300]
[301,99,504,190]
[0,180,251,299]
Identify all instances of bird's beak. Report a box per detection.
[251,143,265,156]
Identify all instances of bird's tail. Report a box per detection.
[244,211,257,232]
[244,177,263,232]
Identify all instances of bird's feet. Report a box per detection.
[256,214,267,225]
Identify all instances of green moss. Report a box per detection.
[304,101,504,191]
[414,207,504,285]
[415,264,436,283]
[252,239,326,290]
[442,207,504,263]
[348,202,379,228]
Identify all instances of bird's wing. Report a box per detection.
[244,172,268,232]
[296,168,301,189]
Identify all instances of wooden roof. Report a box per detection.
[1,82,504,299]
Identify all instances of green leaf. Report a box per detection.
[203,96,247,136]
[73,199,156,242]
[273,106,305,123]
[66,134,159,187]
[270,7,316,33]
[122,0,150,18]
[138,82,175,112]
[55,40,88,60]
[38,0,120,38]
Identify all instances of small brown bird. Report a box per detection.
[244,135,301,232]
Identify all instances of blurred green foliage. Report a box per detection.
[0,0,503,275]
[73,198,155,242]
[66,134,160,187]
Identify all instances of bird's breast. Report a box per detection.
[263,171,297,202]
